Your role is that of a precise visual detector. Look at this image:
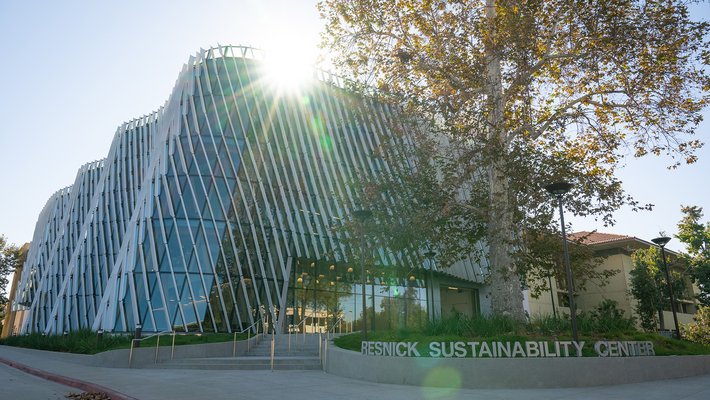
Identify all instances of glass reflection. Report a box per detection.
[288,258,428,333]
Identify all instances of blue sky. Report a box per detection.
[0,0,708,253]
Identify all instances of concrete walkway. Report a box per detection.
[1,345,709,400]
[0,362,74,400]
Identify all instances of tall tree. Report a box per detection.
[676,205,710,305]
[319,0,709,319]
[336,129,487,273]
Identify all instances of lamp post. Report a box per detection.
[651,236,681,340]
[354,209,372,342]
[548,274,557,319]
[424,250,437,321]
[545,181,578,344]
[302,274,312,333]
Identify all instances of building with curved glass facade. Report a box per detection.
[12,46,488,335]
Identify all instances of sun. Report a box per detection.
[262,38,317,92]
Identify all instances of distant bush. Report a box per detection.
[682,306,710,345]
[424,313,524,337]
[423,301,635,339]
[579,299,636,335]
[529,314,569,335]
[0,329,131,354]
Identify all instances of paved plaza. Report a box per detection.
[1,345,709,400]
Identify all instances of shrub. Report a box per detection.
[530,300,635,336]
[0,329,131,354]
[529,314,569,335]
[586,299,636,334]
[424,313,525,337]
[682,306,710,345]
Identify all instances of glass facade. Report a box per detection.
[13,46,455,335]
[287,258,428,334]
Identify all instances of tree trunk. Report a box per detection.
[484,0,525,320]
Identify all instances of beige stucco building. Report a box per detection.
[526,232,700,330]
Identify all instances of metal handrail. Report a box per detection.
[231,319,265,357]
[238,319,261,334]
[325,316,345,340]
[128,330,173,367]
[237,319,263,352]
[327,316,345,333]
[287,316,309,352]
[127,322,270,367]
[293,316,309,331]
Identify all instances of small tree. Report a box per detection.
[0,235,22,326]
[520,229,617,301]
[629,247,687,331]
[676,205,710,306]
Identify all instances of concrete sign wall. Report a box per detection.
[327,345,710,389]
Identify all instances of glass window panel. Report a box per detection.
[190,274,208,328]
[163,219,175,246]
[175,274,196,329]
[194,227,211,272]
[167,231,187,273]
[160,269,177,300]
[181,184,201,219]
[187,251,200,273]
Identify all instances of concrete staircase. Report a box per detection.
[149,333,325,370]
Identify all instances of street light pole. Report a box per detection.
[545,181,578,344]
[424,250,437,321]
[548,274,557,319]
[651,236,681,340]
[354,209,372,342]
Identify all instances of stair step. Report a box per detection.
[150,356,322,370]
[168,356,320,364]
[150,363,322,370]
[143,334,327,370]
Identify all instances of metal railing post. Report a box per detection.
[232,332,237,357]
[128,340,135,368]
[171,332,176,360]
[323,338,328,373]
[154,335,160,363]
[270,333,275,372]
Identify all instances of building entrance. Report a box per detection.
[286,258,429,333]
[440,286,480,318]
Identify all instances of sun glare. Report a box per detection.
[262,41,316,92]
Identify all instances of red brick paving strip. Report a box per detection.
[0,356,138,400]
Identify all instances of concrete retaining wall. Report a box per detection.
[109,335,264,368]
[38,335,263,368]
[324,345,710,389]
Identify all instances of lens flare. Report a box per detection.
[420,366,462,398]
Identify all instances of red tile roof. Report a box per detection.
[569,231,635,245]
[570,231,681,257]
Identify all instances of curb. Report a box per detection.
[0,356,138,400]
